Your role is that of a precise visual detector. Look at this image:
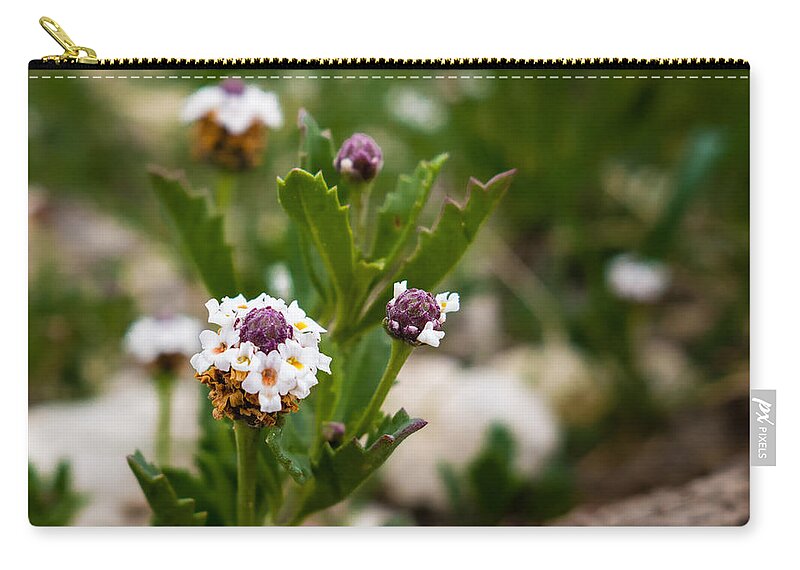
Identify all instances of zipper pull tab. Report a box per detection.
[39,16,99,64]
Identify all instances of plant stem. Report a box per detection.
[216,171,236,212]
[234,420,260,526]
[349,340,414,439]
[154,371,175,466]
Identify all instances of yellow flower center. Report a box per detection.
[212,344,227,354]
[287,357,304,371]
[295,321,308,331]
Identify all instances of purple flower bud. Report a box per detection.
[322,421,346,446]
[220,78,246,96]
[334,133,384,183]
[238,307,293,354]
[384,288,442,344]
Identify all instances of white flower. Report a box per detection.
[606,253,670,302]
[286,300,327,337]
[192,292,332,413]
[124,314,203,365]
[435,292,460,321]
[416,321,445,347]
[182,81,284,135]
[205,297,238,327]
[241,350,295,413]
[297,332,333,374]
[279,338,319,378]
[190,326,239,373]
[230,341,257,372]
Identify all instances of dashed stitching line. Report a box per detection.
[29,74,749,80]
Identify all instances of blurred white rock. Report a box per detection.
[28,370,201,526]
[492,341,612,427]
[381,353,560,510]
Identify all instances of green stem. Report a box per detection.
[215,171,236,212]
[349,340,414,439]
[234,420,260,526]
[154,372,175,466]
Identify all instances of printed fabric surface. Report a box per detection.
[28,61,749,526]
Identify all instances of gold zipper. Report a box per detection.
[39,17,99,65]
[34,16,748,70]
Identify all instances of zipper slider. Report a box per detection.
[39,16,99,65]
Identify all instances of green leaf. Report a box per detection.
[266,423,312,485]
[335,327,392,425]
[641,130,724,258]
[127,450,207,526]
[357,170,516,332]
[371,153,448,262]
[149,168,238,298]
[28,461,86,526]
[291,409,426,522]
[298,109,338,186]
[466,424,520,523]
[277,169,356,308]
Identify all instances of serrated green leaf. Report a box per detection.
[127,450,207,526]
[149,168,238,298]
[356,170,516,332]
[291,409,426,522]
[277,169,356,308]
[371,153,448,262]
[298,109,338,186]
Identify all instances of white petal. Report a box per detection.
[199,329,221,350]
[393,280,408,300]
[204,298,221,321]
[317,351,332,375]
[258,392,282,413]
[190,353,212,373]
[182,86,224,123]
[252,89,284,128]
[241,371,262,394]
[417,321,445,348]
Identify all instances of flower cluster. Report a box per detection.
[191,293,331,426]
[384,281,459,347]
[182,79,284,171]
[124,314,203,373]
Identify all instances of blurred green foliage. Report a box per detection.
[28,460,85,526]
[28,264,135,404]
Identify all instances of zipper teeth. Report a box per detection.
[30,57,750,70]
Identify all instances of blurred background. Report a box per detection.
[28,70,749,525]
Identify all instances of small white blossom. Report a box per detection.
[606,253,670,302]
[124,314,203,365]
[241,350,296,413]
[191,327,239,373]
[182,81,284,135]
[230,341,257,372]
[435,292,460,322]
[286,300,327,337]
[416,321,445,348]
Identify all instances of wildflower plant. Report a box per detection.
[128,86,515,525]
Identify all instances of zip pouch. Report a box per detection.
[28,17,750,527]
